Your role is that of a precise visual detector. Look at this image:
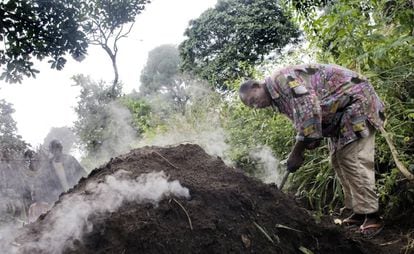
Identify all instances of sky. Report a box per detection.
[0,0,217,147]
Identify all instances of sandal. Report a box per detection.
[359,220,384,239]
[342,213,364,228]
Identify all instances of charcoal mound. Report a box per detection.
[17,144,379,254]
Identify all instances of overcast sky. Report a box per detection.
[0,0,217,147]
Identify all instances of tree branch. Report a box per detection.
[92,20,109,45]
[117,22,135,41]
[379,126,414,181]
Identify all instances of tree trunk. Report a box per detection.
[101,44,119,97]
[110,54,119,94]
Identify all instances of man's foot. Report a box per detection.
[339,207,352,216]
[359,216,384,239]
[342,213,365,228]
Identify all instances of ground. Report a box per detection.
[12,144,413,253]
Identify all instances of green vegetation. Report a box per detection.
[73,75,122,155]
[179,0,301,90]
[0,99,28,159]
[140,45,190,114]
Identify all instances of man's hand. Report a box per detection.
[287,152,304,172]
[287,141,306,172]
[304,139,321,150]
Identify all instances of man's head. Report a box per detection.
[238,80,272,108]
[49,139,63,156]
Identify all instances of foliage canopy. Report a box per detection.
[179,0,300,89]
[0,0,87,83]
[140,45,181,95]
[140,44,191,113]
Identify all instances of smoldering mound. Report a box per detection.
[12,144,380,254]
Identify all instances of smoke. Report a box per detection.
[99,101,138,155]
[82,101,139,169]
[137,81,232,164]
[0,221,22,252]
[0,157,32,226]
[139,113,231,164]
[249,146,284,185]
[4,170,190,254]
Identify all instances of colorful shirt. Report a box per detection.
[265,63,385,152]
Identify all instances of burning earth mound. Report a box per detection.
[12,144,379,254]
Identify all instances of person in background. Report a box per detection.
[238,63,385,238]
[48,139,87,192]
[24,140,87,223]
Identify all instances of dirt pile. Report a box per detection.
[13,144,380,254]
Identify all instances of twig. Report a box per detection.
[117,22,135,40]
[253,221,275,244]
[153,151,180,170]
[275,223,303,233]
[299,246,314,254]
[172,198,193,230]
[379,239,401,246]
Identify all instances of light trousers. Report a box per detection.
[331,128,378,214]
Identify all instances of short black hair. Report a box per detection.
[239,80,260,96]
[49,139,63,152]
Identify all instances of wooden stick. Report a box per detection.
[153,151,180,170]
[379,126,414,181]
[173,198,193,230]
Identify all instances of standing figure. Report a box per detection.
[48,139,87,192]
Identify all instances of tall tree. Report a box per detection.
[179,0,301,89]
[82,0,150,93]
[140,44,189,113]
[0,0,88,83]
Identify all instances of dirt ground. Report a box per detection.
[15,144,413,253]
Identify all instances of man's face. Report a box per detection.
[240,86,271,108]
[49,146,62,158]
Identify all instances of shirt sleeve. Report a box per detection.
[288,80,323,142]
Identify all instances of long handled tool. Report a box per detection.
[278,171,290,190]
[278,159,290,190]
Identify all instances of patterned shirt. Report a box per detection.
[265,63,385,152]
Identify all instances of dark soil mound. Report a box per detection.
[15,144,381,254]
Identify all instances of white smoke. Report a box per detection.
[82,101,139,169]
[100,101,138,154]
[4,170,190,254]
[0,159,33,240]
[74,78,233,170]
[249,146,284,185]
[0,221,22,251]
[138,82,232,165]
[139,116,231,164]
